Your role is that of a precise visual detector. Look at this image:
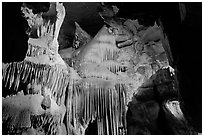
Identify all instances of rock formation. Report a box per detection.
[3,2,68,135]
[2,2,197,135]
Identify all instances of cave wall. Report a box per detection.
[2,2,202,133]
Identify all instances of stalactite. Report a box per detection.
[26,43,48,57]
[4,63,10,87]
[2,60,69,105]
[2,2,71,135]
[65,77,127,135]
[3,2,191,135]
[2,63,7,82]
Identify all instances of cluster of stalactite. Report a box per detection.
[26,43,48,57]
[66,78,127,135]
[2,61,129,134]
[2,61,69,106]
[2,2,198,135]
[2,2,68,135]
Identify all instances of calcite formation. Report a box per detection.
[2,2,197,135]
[2,2,68,135]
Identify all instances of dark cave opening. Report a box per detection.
[85,120,98,135]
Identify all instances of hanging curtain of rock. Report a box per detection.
[2,61,69,105]
[66,78,127,135]
[2,2,69,105]
[2,2,69,135]
[2,2,198,135]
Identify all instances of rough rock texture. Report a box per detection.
[2,2,68,135]
[2,91,66,135]
[2,2,197,135]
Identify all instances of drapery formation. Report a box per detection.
[66,78,127,134]
[2,2,197,135]
[2,2,69,135]
[2,61,69,105]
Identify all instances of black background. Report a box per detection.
[2,2,202,132]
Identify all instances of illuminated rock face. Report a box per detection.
[21,2,67,67]
[2,3,197,135]
[2,2,68,135]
